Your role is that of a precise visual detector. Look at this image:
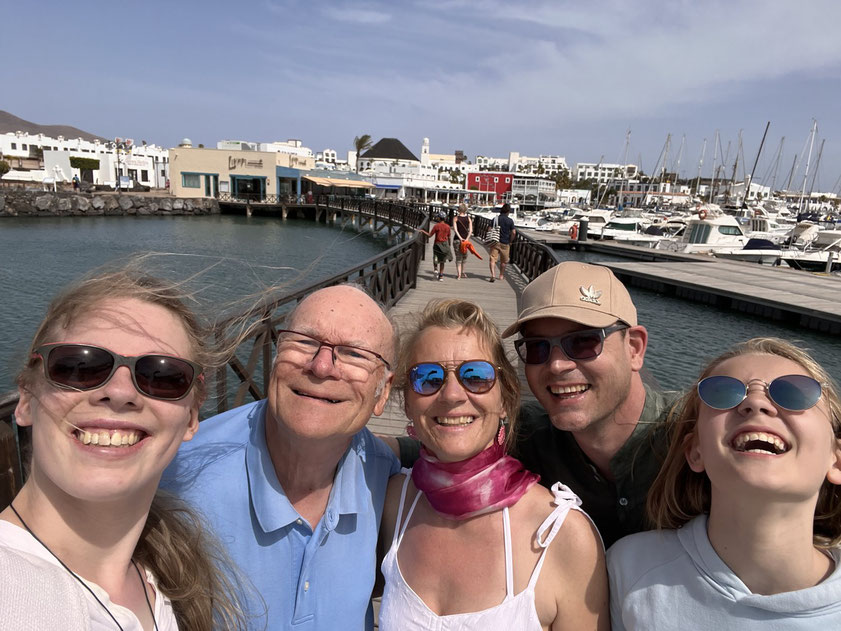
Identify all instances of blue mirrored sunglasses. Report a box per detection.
[697,374,822,411]
[409,360,497,396]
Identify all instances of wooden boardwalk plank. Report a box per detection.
[601,260,841,321]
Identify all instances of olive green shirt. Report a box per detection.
[513,386,678,548]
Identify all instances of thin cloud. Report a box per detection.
[321,6,392,24]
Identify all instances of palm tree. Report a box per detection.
[353,134,373,172]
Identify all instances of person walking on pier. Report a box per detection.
[418,212,453,281]
[452,203,473,279]
[163,284,400,631]
[488,203,515,282]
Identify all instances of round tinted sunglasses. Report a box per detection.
[408,360,498,396]
[514,323,628,365]
[697,374,822,411]
[33,343,202,401]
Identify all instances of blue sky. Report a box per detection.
[4,0,841,190]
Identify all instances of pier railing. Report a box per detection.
[0,197,431,507]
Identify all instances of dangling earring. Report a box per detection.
[497,419,507,446]
[406,422,417,439]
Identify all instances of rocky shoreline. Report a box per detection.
[0,190,220,217]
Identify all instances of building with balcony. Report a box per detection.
[574,162,638,184]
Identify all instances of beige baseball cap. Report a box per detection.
[502,262,637,337]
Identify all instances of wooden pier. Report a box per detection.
[521,230,841,334]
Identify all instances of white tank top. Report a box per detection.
[379,473,583,631]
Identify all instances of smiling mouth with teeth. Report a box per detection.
[731,432,789,455]
[295,390,341,404]
[549,384,590,396]
[435,416,475,426]
[73,429,143,448]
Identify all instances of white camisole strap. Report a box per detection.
[503,506,514,597]
[394,469,423,548]
[525,482,584,590]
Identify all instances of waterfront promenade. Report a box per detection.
[368,238,528,438]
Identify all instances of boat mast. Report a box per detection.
[744,121,771,208]
[709,131,720,203]
[785,154,798,192]
[725,130,742,205]
[807,138,825,203]
[769,136,785,193]
[798,119,817,213]
[695,138,707,201]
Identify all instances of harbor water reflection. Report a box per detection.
[0,215,384,392]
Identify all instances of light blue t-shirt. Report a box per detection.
[162,399,400,631]
[607,514,841,630]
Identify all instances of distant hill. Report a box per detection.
[0,110,108,142]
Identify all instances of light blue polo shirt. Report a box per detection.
[162,399,400,630]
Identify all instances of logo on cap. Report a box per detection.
[579,285,602,305]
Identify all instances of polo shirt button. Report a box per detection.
[618,497,628,507]
[296,518,303,525]
[304,581,310,592]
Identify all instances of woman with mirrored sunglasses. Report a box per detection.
[378,299,608,631]
[607,338,841,630]
[0,266,249,631]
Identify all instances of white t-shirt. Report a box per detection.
[608,514,841,630]
[0,520,178,631]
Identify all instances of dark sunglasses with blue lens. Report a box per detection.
[408,360,498,396]
[697,374,823,411]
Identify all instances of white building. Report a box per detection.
[359,137,468,203]
[216,140,259,151]
[511,175,556,203]
[558,188,592,205]
[509,153,569,175]
[716,180,772,205]
[475,155,509,171]
[617,180,691,206]
[258,139,314,158]
[1,131,169,187]
[575,162,638,184]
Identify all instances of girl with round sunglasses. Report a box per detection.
[0,267,249,630]
[378,299,608,630]
[608,338,841,630]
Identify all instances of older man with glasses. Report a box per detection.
[162,285,400,631]
[501,262,678,547]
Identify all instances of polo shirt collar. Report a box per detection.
[245,402,370,533]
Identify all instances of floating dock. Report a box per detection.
[522,232,841,334]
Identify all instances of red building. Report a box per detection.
[466,171,513,202]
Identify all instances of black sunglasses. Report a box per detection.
[697,375,823,412]
[33,343,202,401]
[408,360,498,396]
[514,323,628,365]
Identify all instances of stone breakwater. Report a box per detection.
[0,190,220,217]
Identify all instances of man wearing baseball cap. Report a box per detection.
[504,261,676,547]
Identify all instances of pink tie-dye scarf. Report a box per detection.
[411,441,540,520]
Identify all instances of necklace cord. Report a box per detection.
[9,502,158,631]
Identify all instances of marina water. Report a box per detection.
[0,215,384,393]
[2,215,839,397]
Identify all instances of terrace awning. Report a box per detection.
[303,175,374,188]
